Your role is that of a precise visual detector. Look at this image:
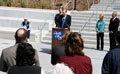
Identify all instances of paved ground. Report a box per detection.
[0,39,108,74]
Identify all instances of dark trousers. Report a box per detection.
[27,30,30,39]
[97,33,104,50]
[109,33,116,50]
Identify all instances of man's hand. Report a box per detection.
[109,31,113,33]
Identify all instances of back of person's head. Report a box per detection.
[115,31,120,44]
[47,63,74,74]
[15,28,28,43]
[65,32,84,56]
[62,31,70,44]
[16,43,35,66]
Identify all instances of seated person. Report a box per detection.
[7,43,44,74]
[58,32,92,74]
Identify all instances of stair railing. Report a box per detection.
[80,12,95,32]
[79,0,96,32]
[39,21,48,42]
[64,0,73,8]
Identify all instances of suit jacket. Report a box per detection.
[102,45,120,74]
[62,14,71,30]
[8,66,41,74]
[58,55,92,74]
[0,43,40,72]
[55,13,63,28]
[109,17,119,34]
[51,44,65,65]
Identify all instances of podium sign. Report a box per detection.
[52,28,69,50]
[53,31,64,40]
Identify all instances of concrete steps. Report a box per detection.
[0,16,50,30]
[0,27,41,42]
[42,0,120,49]
[0,6,56,20]
[0,7,56,42]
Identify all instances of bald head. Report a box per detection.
[17,29,25,37]
[112,11,117,18]
[15,28,28,43]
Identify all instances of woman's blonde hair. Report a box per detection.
[62,31,70,44]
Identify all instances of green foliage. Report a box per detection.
[4,0,12,6]
[84,7,88,10]
[38,0,52,9]
[38,1,46,9]
[0,0,3,6]
[21,0,27,8]
[7,0,12,6]
[32,3,36,8]
[39,4,46,9]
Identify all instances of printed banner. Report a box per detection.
[53,31,64,40]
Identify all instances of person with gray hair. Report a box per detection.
[47,63,74,74]
[109,11,119,50]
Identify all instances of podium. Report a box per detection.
[52,28,69,50]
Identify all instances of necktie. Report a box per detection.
[112,18,114,21]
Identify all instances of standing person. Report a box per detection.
[61,8,71,31]
[0,28,40,72]
[55,7,64,28]
[58,32,92,74]
[109,11,119,50]
[102,31,120,74]
[8,43,44,74]
[20,18,31,41]
[96,14,106,50]
[51,31,70,65]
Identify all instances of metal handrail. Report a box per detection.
[80,0,106,32]
[79,0,120,33]
[39,21,48,41]
[87,0,90,10]
[64,0,73,8]
[79,0,96,32]
[80,12,95,32]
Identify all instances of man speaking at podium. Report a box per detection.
[55,7,71,31]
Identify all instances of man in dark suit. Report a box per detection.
[55,7,63,28]
[109,11,119,50]
[102,31,120,74]
[61,9,71,31]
